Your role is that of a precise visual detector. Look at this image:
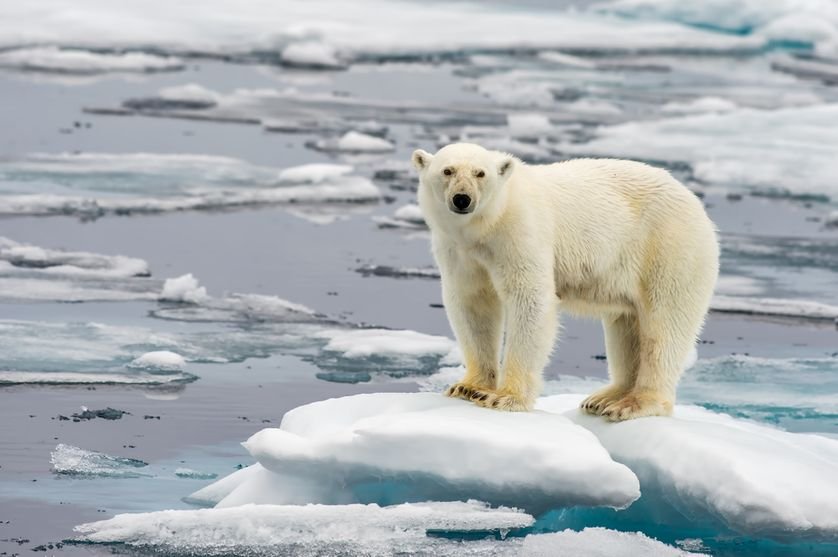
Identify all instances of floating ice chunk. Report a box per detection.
[522,528,692,557]
[278,163,353,183]
[537,395,838,541]
[711,294,838,320]
[74,500,533,555]
[507,113,553,137]
[280,41,344,69]
[559,104,838,200]
[203,393,639,512]
[175,468,218,480]
[356,264,440,279]
[0,236,149,278]
[661,96,738,114]
[128,351,186,372]
[314,131,395,153]
[0,370,195,385]
[159,274,208,304]
[51,444,149,478]
[372,203,428,229]
[316,328,458,361]
[157,84,221,106]
[0,46,184,74]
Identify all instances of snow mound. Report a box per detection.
[74,501,533,556]
[195,393,640,512]
[537,395,838,541]
[159,274,208,304]
[0,46,184,74]
[128,351,186,372]
[51,444,149,478]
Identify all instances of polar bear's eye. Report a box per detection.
[443,168,453,176]
[476,170,485,178]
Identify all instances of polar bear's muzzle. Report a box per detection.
[449,193,474,214]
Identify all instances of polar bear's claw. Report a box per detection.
[473,391,532,412]
[580,384,628,415]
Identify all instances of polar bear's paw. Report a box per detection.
[446,382,491,401]
[601,390,673,421]
[580,384,628,415]
[472,390,533,412]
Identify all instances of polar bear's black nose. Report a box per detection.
[452,194,471,211]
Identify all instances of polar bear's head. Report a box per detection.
[411,143,515,219]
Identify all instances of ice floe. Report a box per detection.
[0,46,184,74]
[312,131,395,153]
[0,153,380,218]
[372,203,428,229]
[73,500,534,556]
[280,41,345,70]
[0,236,149,278]
[0,0,763,67]
[128,351,187,372]
[51,444,149,478]
[559,104,838,200]
[537,395,838,541]
[711,295,838,321]
[194,393,640,512]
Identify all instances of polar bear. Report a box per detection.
[412,143,718,421]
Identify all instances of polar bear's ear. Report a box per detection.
[411,149,433,172]
[497,156,515,178]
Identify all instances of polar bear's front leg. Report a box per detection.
[437,258,503,401]
[474,275,559,412]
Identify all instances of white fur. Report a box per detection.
[412,143,719,420]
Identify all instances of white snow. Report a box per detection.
[280,41,344,69]
[278,163,353,184]
[315,131,395,153]
[159,274,208,304]
[537,394,838,540]
[51,444,149,477]
[74,501,534,555]
[0,1,763,66]
[197,392,640,512]
[559,104,838,200]
[0,46,183,73]
[128,351,186,372]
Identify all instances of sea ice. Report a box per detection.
[196,393,640,512]
[280,41,345,69]
[51,444,149,478]
[0,46,184,74]
[73,500,534,556]
[559,104,838,200]
[0,152,380,217]
[372,203,428,229]
[159,274,208,304]
[537,395,838,541]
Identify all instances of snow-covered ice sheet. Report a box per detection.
[51,444,150,478]
[73,501,535,557]
[0,153,380,218]
[0,0,763,65]
[537,395,838,541]
[194,393,640,512]
[559,104,838,201]
[0,47,184,74]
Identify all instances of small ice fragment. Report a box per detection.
[159,274,208,303]
[278,163,353,184]
[51,444,149,478]
[128,351,186,372]
[175,467,218,480]
[315,131,395,153]
[280,41,344,69]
